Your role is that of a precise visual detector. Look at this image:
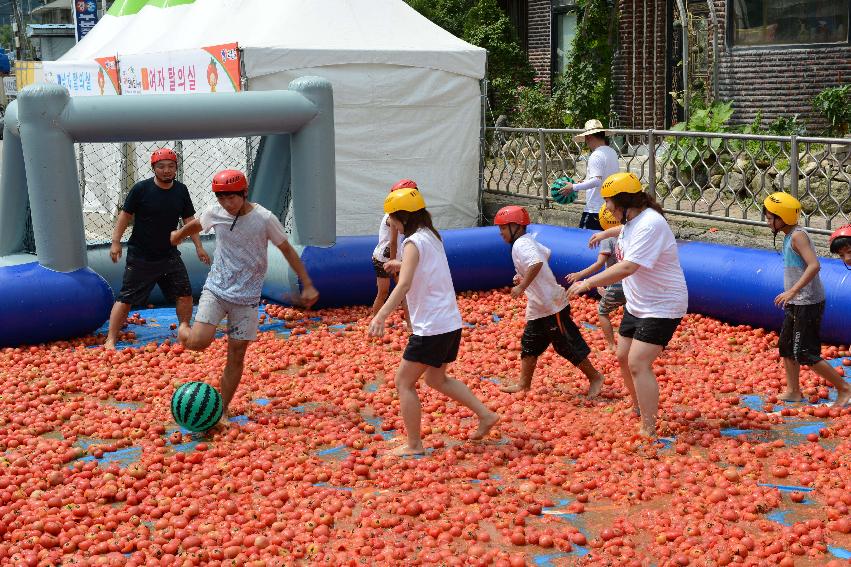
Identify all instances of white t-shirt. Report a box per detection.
[373,214,404,262]
[512,233,569,320]
[585,145,620,213]
[199,203,287,305]
[616,208,688,319]
[401,228,463,336]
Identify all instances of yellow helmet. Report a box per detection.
[598,203,621,231]
[763,192,801,226]
[600,172,642,198]
[384,187,426,214]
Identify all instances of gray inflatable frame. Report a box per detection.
[0,77,336,273]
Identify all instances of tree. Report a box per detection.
[0,25,14,53]
[406,0,534,119]
[558,0,616,127]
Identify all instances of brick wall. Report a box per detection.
[612,0,851,131]
[612,0,668,129]
[713,0,851,132]
[527,0,552,91]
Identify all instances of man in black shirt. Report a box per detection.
[104,148,211,349]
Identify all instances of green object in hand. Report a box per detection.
[550,176,577,205]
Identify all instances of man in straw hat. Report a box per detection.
[554,119,620,230]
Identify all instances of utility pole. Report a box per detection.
[9,0,28,60]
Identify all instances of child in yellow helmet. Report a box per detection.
[566,203,627,352]
[763,192,851,405]
[368,187,499,456]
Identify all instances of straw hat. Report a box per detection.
[573,119,607,143]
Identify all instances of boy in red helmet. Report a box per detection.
[494,205,604,397]
[105,148,210,350]
[170,169,319,416]
[830,225,851,269]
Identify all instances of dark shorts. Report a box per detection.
[116,254,192,306]
[598,285,626,315]
[779,301,824,366]
[521,305,591,365]
[372,256,391,279]
[403,329,462,368]
[618,308,681,347]
[579,212,602,230]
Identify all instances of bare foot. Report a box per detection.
[606,344,616,353]
[471,412,500,440]
[389,444,425,457]
[833,386,851,408]
[587,373,603,399]
[103,340,117,351]
[499,382,530,394]
[638,425,656,439]
[779,390,804,402]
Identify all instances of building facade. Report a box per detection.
[514,0,851,131]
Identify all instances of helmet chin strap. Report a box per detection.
[508,224,522,244]
[230,194,247,231]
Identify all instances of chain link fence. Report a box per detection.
[483,127,851,233]
[77,137,261,246]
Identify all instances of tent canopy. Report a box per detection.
[63,0,486,79]
[60,0,486,236]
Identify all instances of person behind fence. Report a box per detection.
[493,205,605,397]
[763,193,851,406]
[170,169,318,418]
[565,204,627,352]
[555,119,620,230]
[104,148,210,350]
[368,186,499,456]
[567,172,688,440]
[830,225,851,269]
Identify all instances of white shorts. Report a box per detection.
[194,289,259,341]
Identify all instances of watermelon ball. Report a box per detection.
[171,381,224,432]
[550,176,577,205]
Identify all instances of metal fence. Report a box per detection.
[482,127,851,233]
[76,137,261,246]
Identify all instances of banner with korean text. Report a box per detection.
[118,43,241,95]
[43,57,120,97]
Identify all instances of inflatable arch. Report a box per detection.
[0,78,335,346]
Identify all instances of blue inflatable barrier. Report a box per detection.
[1,225,849,347]
[0,262,113,346]
[287,225,851,345]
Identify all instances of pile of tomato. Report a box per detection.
[1,288,851,566]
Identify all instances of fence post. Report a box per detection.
[174,140,184,182]
[538,128,548,205]
[790,135,798,199]
[117,142,135,221]
[647,129,657,198]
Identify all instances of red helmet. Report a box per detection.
[829,224,851,253]
[391,179,418,191]
[212,169,248,193]
[150,148,178,165]
[494,205,530,226]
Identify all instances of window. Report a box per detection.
[553,2,578,75]
[730,0,849,47]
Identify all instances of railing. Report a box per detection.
[482,127,851,233]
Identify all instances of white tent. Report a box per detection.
[61,0,486,236]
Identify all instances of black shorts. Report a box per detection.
[579,212,602,230]
[618,308,681,347]
[116,254,192,306]
[372,256,391,279]
[778,301,824,366]
[403,329,462,368]
[521,305,591,365]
